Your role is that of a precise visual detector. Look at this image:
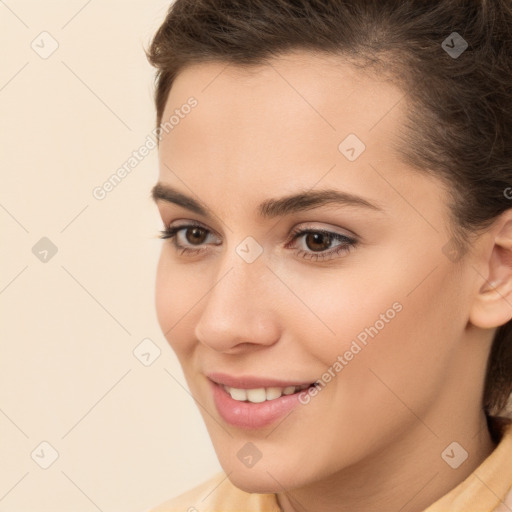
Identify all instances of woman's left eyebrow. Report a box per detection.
[151,182,385,220]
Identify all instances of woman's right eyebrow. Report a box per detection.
[151,182,385,220]
[151,183,209,216]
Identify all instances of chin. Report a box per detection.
[220,455,318,494]
[226,467,286,494]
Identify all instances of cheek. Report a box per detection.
[276,259,405,367]
[289,250,463,408]
[327,263,463,425]
[155,250,202,356]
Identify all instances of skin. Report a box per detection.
[152,51,512,512]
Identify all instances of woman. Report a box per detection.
[145,1,512,511]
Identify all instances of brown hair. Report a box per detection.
[146,0,512,440]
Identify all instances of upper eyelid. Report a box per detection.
[158,201,360,238]
[290,225,356,239]
[165,225,357,264]
[169,220,221,238]
[166,222,357,244]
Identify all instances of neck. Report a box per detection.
[276,411,497,512]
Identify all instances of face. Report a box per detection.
[152,52,481,492]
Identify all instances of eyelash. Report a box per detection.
[158,222,357,262]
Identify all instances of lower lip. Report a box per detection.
[209,380,306,429]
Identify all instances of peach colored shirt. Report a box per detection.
[147,423,512,512]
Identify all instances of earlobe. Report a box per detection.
[469,214,512,329]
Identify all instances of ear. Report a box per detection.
[469,210,512,329]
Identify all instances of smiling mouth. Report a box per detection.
[208,377,318,429]
[221,383,314,403]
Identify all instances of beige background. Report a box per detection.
[0,1,222,511]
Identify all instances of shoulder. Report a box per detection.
[145,471,281,512]
[493,485,512,512]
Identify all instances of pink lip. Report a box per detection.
[208,377,313,429]
[207,372,313,389]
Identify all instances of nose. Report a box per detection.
[194,248,281,354]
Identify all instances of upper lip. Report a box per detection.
[207,372,314,389]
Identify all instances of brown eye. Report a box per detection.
[304,232,333,252]
[287,227,357,262]
[158,222,221,255]
[185,227,208,245]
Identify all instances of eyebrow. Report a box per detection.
[151,183,384,219]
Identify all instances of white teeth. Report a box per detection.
[228,387,247,401]
[265,387,283,400]
[246,388,267,403]
[223,384,310,402]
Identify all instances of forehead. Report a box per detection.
[162,51,403,140]
[156,51,448,230]
[159,51,405,175]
